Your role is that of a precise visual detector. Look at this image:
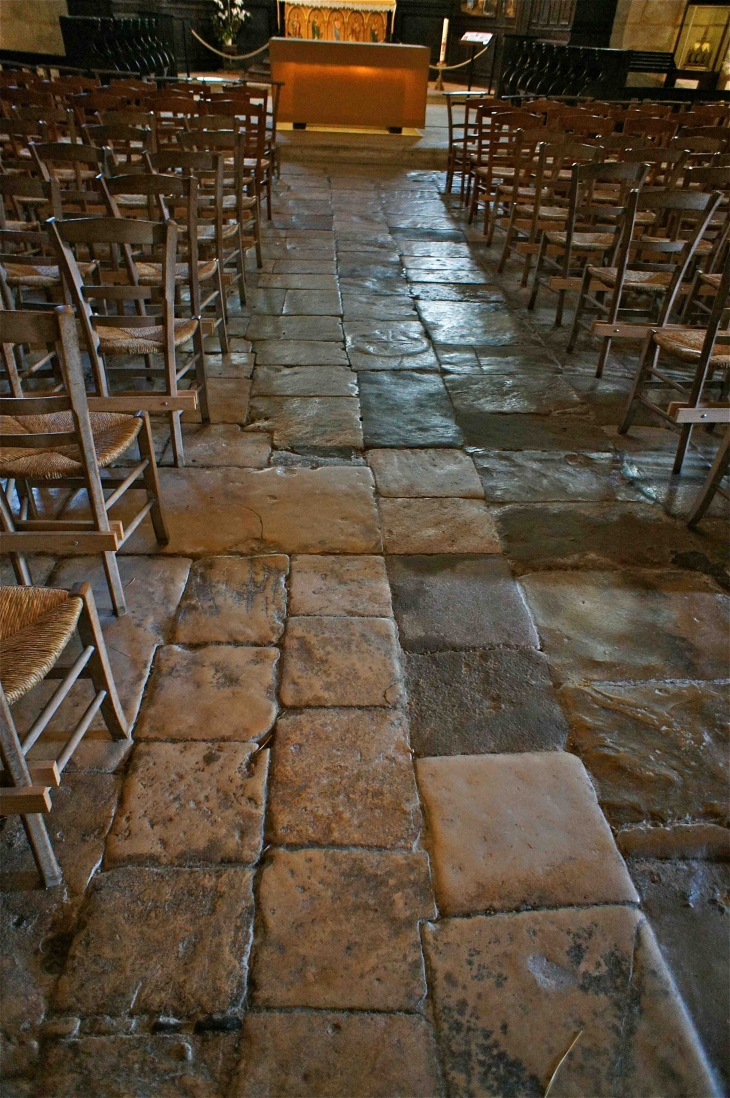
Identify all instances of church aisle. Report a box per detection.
[1,164,726,1098]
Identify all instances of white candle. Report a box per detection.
[439,18,449,64]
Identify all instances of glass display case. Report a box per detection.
[675,3,730,73]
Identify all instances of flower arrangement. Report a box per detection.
[212,0,250,46]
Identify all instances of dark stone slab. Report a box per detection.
[445,372,583,415]
[404,649,567,756]
[461,414,614,451]
[630,859,730,1093]
[563,679,730,827]
[339,278,412,297]
[418,301,536,348]
[495,502,729,575]
[359,371,463,448]
[474,451,646,503]
[253,341,349,366]
[386,555,539,652]
[389,228,465,242]
[396,242,475,257]
[411,284,506,302]
[341,295,418,321]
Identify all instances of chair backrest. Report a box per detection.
[83,123,155,164]
[682,164,730,192]
[620,146,687,187]
[0,174,61,227]
[30,141,107,186]
[0,306,110,528]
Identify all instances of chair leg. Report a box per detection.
[72,581,130,740]
[169,411,185,468]
[619,334,659,435]
[0,689,62,888]
[686,427,730,526]
[595,337,612,379]
[520,249,534,289]
[0,485,32,585]
[528,238,548,312]
[137,412,170,545]
[567,267,590,351]
[102,551,127,616]
[214,269,229,355]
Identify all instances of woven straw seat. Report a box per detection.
[53,168,98,182]
[653,328,730,365]
[0,586,82,705]
[197,192,256,211]
[0,409,141,479]
[516,204,569,219]
[196,221,239,242]
[475,163,515,178]
[497,185,537,197]
[3,260,95,288]
[95,317,198,354]
[135,259,217,285]
[546,231,615,249]
[586,266,672,290]
[5,219,40,232]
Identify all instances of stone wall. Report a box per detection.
[610,0,685,52]
[0,0,68,55]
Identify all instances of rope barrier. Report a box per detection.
[429,43,492,71]
[190,29,270,61]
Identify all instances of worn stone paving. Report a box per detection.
[1,165,728,1098]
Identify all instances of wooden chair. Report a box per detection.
[622,116,678,147]
[49,215,205,467]
[0,306,170,614]
[528,159,648,326]
[82,122,155,169]
[29,141,107,196]
[102,171,229,353]
[466,109,542,231]
[443,94,497,196]
[568,188,723,376]
[0,581,130,887]
[619,248,730,523]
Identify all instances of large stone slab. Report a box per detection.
[280,617,402,707]
[122,467,381,555]
[246,315,343,341]
[387,555,539,652]
[233,1011,444,1098]
[56,867,254,1016]
[252,340,349,365]
[174,555,288,644]
[474,450,643,503]
[283,290,342,315]
[520,570,730,682]
[403,649,567,756]
[344,321,438,371]
[106,742,268,867]
[267,708,420,848]
[251,849,434,1010]
[257,274,339,291]
[39,1033,237,1098]
[562,679,730,827]
[252,365,356,397]
[172,426,270,468]
[289,554,392,616]
[368,448,483,498]
[379,498,501,554]
[134,646,278,742]
[204,353,254,379]
[417,752,637,914]
[341,294,418,321]
[461,415,613,451]
[206,379,251,424]
[445,372,583,414]
[417,301,536,347]
[246,396,363,449]
[629,859,730,1091]
[359,371,463,449]
[496,502,722,573]
[423,906,718,1098]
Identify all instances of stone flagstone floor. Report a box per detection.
[1,164,728,1098]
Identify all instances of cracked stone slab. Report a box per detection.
[267,708,420,848]
[379,498,501,553]
[246,315,343,342]
[462,415,613,451]
[173,555,288,644]
[417,752,637,914]
[289,554,392,616]
[246,396,363,449]
[106,742,268,867]
[40,1034,238,1098]
[280,617,403,707]
[473,450,644,503]
[134,645,278,742]
[252,365,356,397]
[251,848,434,1010]
[56,867,254,1017]
[0,773,121,896]
[368,448,483,498]
[359,371,463,448]
[423,906,719,1098]
[252,340,349,366]
[233,1011,443,1098]
[403,648,567,756]
[562,679,730,828]
[122,467,381,555]
[170,426,270,468]
[387,555,539,652]
[520,570,730,682]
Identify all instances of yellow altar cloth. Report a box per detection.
[282,0,396,43]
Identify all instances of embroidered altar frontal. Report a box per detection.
[282,0,396,42]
